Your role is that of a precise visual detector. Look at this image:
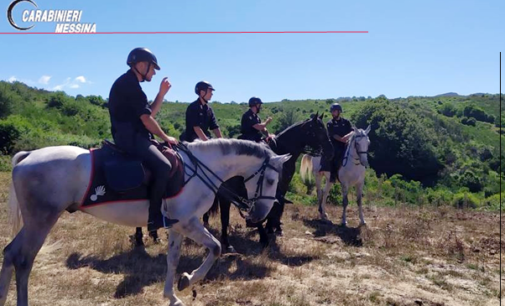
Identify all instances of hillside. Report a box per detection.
[0,81,503,211]
[0,172,501,305]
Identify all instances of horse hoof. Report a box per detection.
[168,296,185,306]
[177,273,191,291]
[275,229,283,237]
[223,245,237,254]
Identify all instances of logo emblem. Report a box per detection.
[90,185,106,202]
[7,0,37,31]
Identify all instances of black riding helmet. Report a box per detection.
[195,81,215,95]
[248,97,263,107]
[127,48,160,70]
[330,102,343,113]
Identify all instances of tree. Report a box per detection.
[275,108,300,133]
[352,97,443,185]
[0,122,20,154]
[438,103,457,117]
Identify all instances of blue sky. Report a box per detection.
[0,0,503,103]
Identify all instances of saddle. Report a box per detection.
[79,139,185,208]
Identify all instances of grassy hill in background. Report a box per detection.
[0,81,502,211]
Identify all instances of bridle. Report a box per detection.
[342,131,369,167]
[175,143,279,218]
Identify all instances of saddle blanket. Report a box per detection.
[80,141,185,208]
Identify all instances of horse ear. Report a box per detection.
[313,112,319,121]
[271,154,292,169]
[319,113,324,120]
[365,125,371,135]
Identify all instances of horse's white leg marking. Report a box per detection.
[164,230,184,306]
[177,217,221,291]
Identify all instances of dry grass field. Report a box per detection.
[0,172,502,306]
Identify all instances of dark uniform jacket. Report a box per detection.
[320,117,353,172]
[239,109,263,142]
[183,99,219,142]
[108,69,152,152]
[327,117,353,149]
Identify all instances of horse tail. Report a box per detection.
[8,151,30,236]
[300,154,313,183]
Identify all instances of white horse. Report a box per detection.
[300,126,371,226]
[0,138,291,306]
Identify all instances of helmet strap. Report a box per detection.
[133,62,150,82]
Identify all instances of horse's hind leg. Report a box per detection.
[134,227,144,247]
[219,199,235,253]
[202,212,210,228]
[0,230,23,306]
[341,184,349,226]
[319,173,332,221]
[2,215,59,306]
[357,182,366,226]
[177,218,221,291]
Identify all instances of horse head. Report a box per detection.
[301,112,333,160]
[352,125,371,167]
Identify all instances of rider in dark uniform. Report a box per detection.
[321,103,354,182]
[182,81,222,142]
[238,97,274,142]
[108,47,179,232]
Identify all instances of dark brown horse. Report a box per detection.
[135,113,333,251]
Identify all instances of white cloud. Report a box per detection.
[38,75,51,85]
[75,76,86,83]
[69,84,79,89]
[7,76,17,83]
[53,85,63,90]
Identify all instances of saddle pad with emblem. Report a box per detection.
[79,143,185,208]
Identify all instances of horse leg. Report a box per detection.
[0,231,23,306]
[357,182,366,226]
[203,212,210,228]
[134,227,144,247]
[315,171,322,205]
[219,199,236,253]
[1,214,59,306]
[265,200,283,236]
[319,173,332,221]
[149,229,160,244]
[177,218,221,291]
[341,184,349,226]
[163,230,184,306]
[258,223,269,248]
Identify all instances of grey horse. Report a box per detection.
[0,138,291,306]
[300,126,371,225]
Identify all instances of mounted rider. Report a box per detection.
[181,81,222,142]
[321,102,354,182]
[108,47,179,232]
[238,97,275,143]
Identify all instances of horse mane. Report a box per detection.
[275,117,313,138]
[185,138,275,159]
